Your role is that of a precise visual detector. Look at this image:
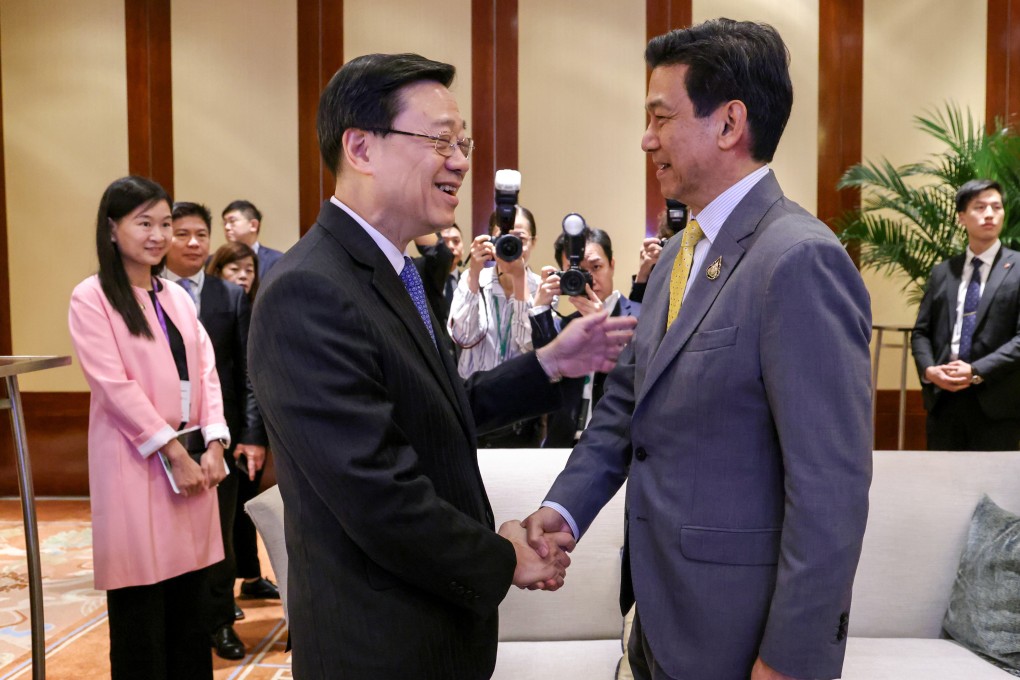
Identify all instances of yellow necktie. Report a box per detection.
[666,219,705,329]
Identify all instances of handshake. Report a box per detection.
[498,507,576,591]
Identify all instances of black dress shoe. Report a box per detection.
[212,625,246,660]
[234,603,245,620]
[239,576,280,599]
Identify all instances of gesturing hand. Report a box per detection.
[536,311,637,379]
[499,520,575,591]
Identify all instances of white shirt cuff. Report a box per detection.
[530,305,551,316]
[542,501,580,541]
[138,425,177,458]
[203,423,231,449]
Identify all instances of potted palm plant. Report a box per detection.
[838,103,1020,303]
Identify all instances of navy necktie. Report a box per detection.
[959,257,982,361]
[400,256,437,346]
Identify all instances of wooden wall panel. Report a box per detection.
[471,0,518,237]
[124,0,174,194]
[644,0,692,236]
[0,29,9,358]
[817,0,863,239]
[874,389,926,451]
[297,0,344,235]
[987,0,1020,129]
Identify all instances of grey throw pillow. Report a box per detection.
[943,494,1020,674]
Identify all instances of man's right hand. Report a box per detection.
[925,364,970,391]
[499,520,575,590]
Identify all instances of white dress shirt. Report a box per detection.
[951,241,1001,359]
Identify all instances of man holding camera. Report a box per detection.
[530,226,641,446]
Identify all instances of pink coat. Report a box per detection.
[68,275,226,590]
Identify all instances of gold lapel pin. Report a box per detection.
[706,256,722,280]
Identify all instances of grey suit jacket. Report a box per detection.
[546,172,873,680]
[911,247,1020,418]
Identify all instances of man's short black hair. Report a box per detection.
[956,179,1004,213]
[554,227,613,268]
[318,53,456,176]
[172,201,212,228]
[222,199,262,223]
[645,18,793,163]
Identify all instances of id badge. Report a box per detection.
[180,380,192,423]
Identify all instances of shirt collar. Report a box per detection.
[330,196,406,274]
[162,267,205,290]
[966,240,1001,268]
[689,165,770,245]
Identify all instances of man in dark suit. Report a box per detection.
[524,20,873,680]
[222,200,284,277]
[247,53,636,679]
[530,227,641,447]
[911,178,1020,450]
[165,201,268,660]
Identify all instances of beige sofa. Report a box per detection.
[248,449,1020,679]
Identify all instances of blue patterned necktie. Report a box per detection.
[177,277,197,303]
[400,256,437,346]
[958,257,982,361]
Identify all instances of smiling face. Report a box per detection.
[167,215,211,277]
[111,200,172,284]
[641,64,722,213]
[959,188,1005,255]
[372,80,469,240]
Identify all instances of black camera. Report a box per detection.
[555,213,593,297]
[665,199,688,236]
[492,169,523,262]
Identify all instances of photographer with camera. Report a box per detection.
[448,205,544,446]
[530,219,641,447]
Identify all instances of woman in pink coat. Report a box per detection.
[68,176,229,680]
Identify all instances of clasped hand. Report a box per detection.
[498,520,575,591]
[925,360,973,391]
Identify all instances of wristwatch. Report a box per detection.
[971,373,984,385]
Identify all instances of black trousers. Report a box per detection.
[233,460,265,578]
[106,567,212,680]
[207,457,240,629]
[626,608,679,680]
[926,389,1020,451]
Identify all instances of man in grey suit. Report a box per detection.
[911,178,1020,450]
[524,19,873,680]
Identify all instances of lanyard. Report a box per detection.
[492,295,514,362]
[151,279,171,345]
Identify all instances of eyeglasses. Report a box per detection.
[365,127,474,159]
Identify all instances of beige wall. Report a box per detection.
[172,0,300,254]
[862,0,986,388]
[345,0,474,239]
[518,0,647,289]
[1,0,129,391]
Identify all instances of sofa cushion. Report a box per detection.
[842,638,1015,679]
[852,451,1020,638]
[943,494,1020,674]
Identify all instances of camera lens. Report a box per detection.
[560,269,586,297]
[493,234,522,262]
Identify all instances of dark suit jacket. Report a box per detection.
[544,172,873,680]
[197,276,266,450]
[530,295,641,447]
[911,246,1020,418]
[248,201,562,679]
[256,244,284,279]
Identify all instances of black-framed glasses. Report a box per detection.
[364,127,474,159]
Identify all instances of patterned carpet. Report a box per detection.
[0,499,290,679]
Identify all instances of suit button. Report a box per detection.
[635,447,647,461]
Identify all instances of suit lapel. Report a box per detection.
[975,248,1013,331]
[637,172,782,404]
[316,202,463,419]
[944,255,964,347]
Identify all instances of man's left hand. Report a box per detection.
[944,360,974,382]
[235,443,267,481]
[751,657,800,680]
